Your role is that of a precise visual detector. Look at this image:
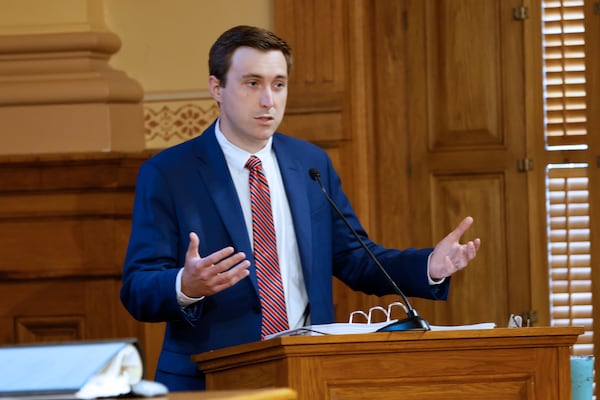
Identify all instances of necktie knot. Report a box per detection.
[245,155,262,172]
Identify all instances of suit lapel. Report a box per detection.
[192,125,255,274]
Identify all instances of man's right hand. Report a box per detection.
[181,232,251,298]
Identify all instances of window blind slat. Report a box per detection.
[543,0,591,360]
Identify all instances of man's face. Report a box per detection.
[209,47,288,153]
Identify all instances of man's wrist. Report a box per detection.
[176,268,205,307]
[427,253,445,285]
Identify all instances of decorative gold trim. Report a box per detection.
[143,100,219,148]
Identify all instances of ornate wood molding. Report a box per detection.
[0,152,150,280]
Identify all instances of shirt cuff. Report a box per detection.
[427,252,445,286]
[176,268,205,307]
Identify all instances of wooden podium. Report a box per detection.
[193,326,583,400]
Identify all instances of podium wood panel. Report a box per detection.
[193,327,583,400]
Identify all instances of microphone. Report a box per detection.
[309,168,430,331]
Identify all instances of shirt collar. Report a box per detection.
[215,118,274,172]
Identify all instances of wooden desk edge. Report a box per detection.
[149,388,297,400]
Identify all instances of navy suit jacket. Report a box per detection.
[120,122,450,390]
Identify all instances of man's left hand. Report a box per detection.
[429,216,481,280]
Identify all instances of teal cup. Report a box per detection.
[571,355,594,400]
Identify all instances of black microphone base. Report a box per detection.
[376,315,431,332]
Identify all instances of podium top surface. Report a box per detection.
[193,326,584,366]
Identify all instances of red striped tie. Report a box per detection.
[245,156,289,338]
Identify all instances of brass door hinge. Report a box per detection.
[517,158,534,172]
[513,6,529,20]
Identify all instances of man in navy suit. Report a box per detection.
[120,25,481,391]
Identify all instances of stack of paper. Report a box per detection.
[266,321,496,339]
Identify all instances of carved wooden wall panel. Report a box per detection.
[425,0,506,149]
[430,173,508,324]
[15,316,85,343]
[407,0,532,326]
[275,0,382,321]
[275,0,347,143]
[0,154,152,368]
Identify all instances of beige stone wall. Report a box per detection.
[104,0,273,148]
[105,0,273,92]
[0,0,109,34]
[0,0,273,153]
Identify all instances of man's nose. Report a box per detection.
[260,88,274,108]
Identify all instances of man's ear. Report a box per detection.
[208,76,222,102]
